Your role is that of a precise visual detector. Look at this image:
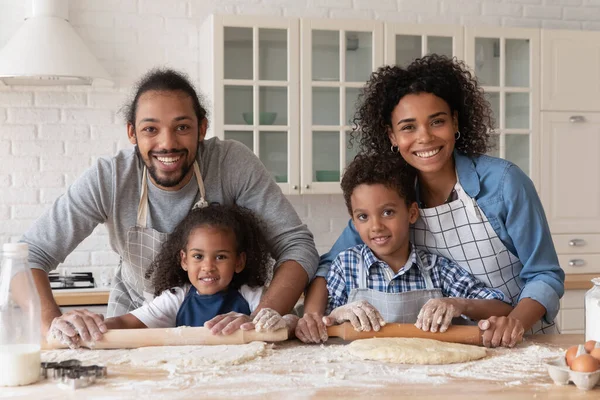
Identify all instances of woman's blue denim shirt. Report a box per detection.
[316,152,565,323]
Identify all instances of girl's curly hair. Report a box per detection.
[146,204,272,296]
[352,54,494,157]
[341,153,417,215]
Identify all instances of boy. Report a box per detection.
[309,154,516,340]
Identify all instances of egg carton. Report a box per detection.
[545,357,600,391]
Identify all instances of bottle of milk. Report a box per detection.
[585,277,600,342]
[0,243,41,386]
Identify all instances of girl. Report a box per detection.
[297,54,564,348]
[49,205,294,348]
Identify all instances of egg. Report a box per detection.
[570,354,600,373]
[584,340,597,353]
[590,348,600,363]
[565,345,579,366]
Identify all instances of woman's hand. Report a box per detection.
[204,312,253,335]
[47,309,107,349]
[416,298,466,333]
[478,316,525,348]
[295,312,328,343]
[323,300,385,332]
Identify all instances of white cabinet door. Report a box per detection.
[541,112,600,234]
[300,18,383,194]
[465,27,540,188]
[384,23,463,66]
[199,15,300,195]
[542,29,600,112]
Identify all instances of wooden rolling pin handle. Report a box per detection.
[327,323,483,346]
[42,327,288,350]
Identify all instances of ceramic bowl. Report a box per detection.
[545,356,600,390]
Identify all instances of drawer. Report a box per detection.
[558,254,600,274]
[560,308,585,331]
[59,305,107,316]
[560,290,586,309]
[553,234,600,254]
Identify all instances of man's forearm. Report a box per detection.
[32,269,61,334]
[508,298,546,331]
[303,277,328,315]
[254,261,308,316]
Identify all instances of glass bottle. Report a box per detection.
[584,277,600,342]
[0,243,41,386]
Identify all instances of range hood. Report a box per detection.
[0,0,112,86]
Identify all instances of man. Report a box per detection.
[21,69,318,341]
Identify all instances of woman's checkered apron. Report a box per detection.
[107,162,208,317]
[411,181,557,334]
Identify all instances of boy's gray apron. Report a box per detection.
[411,181,557,334]
[347,251,443,323]
[107,162,208,317]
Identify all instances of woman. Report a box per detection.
[296,54,564,347]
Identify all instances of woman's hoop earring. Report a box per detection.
[390,145,399,153]
[455,131,461,140]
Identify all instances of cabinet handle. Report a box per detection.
[305,185,310,189]
[568,259,585,267]
[569,115,585,123]
[292,185,298,190]
[568,239,585,247]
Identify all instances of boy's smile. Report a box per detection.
[351,183,418,273]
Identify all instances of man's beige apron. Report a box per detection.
[107,162,208,317]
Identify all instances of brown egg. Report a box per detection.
[584,340,597,353]
[590,348,600,363]
[565,345,579,366]
[571,354,600,373]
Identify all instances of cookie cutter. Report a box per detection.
[40,359,107,389]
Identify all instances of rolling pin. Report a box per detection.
[327,323,483,346]
[42,326,288,350]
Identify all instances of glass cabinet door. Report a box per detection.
[212,16,299,194]
[301,19,383,194]
[465,27,540,186]
[384,24,464,66]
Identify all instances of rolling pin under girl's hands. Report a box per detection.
[327,323,483,346]
[43,326,289,350]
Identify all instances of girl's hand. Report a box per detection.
[295,312,328,344]
[323,300,385,332]
[205,312,252,335]
[416,298,465,333]
[478,316,525,348]
[47,309,107,349]
[252,308,288,332]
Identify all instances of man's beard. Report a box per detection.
[135,146,194,188]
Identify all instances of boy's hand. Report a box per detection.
[323,300,386,332]
[47,309,108,349]
[416,298,465,333]
[295,312,328,343]
[205,312,253,335]
[478,316,524,348]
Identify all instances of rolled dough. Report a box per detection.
[347,338,487,365]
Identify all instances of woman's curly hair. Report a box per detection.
[146,204,272,296]
[341,153,417,215]
[352,54,494,157]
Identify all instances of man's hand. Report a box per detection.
[416,298,466,333]
[478,316,525,348]
[204,312,253,335]
[47,309,107,349]
[323,300,385,332]
[295,312,328,343]
[253,308,288,332]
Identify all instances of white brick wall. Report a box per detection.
[1,0,600,274]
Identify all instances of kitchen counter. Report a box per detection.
[2,334,597,399]
[564,274,598,290]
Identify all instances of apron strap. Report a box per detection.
[357,258,369,289]
[137,161,208,228]
[415,250,437,290]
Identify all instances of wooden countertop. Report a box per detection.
[565,274,598,290]
[53,290,109,306]
[3,334,597,399]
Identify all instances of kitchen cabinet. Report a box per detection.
[299,18,383,194]
[542,29,600,112]
[465,27,540,187]
[557,289,586,334]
